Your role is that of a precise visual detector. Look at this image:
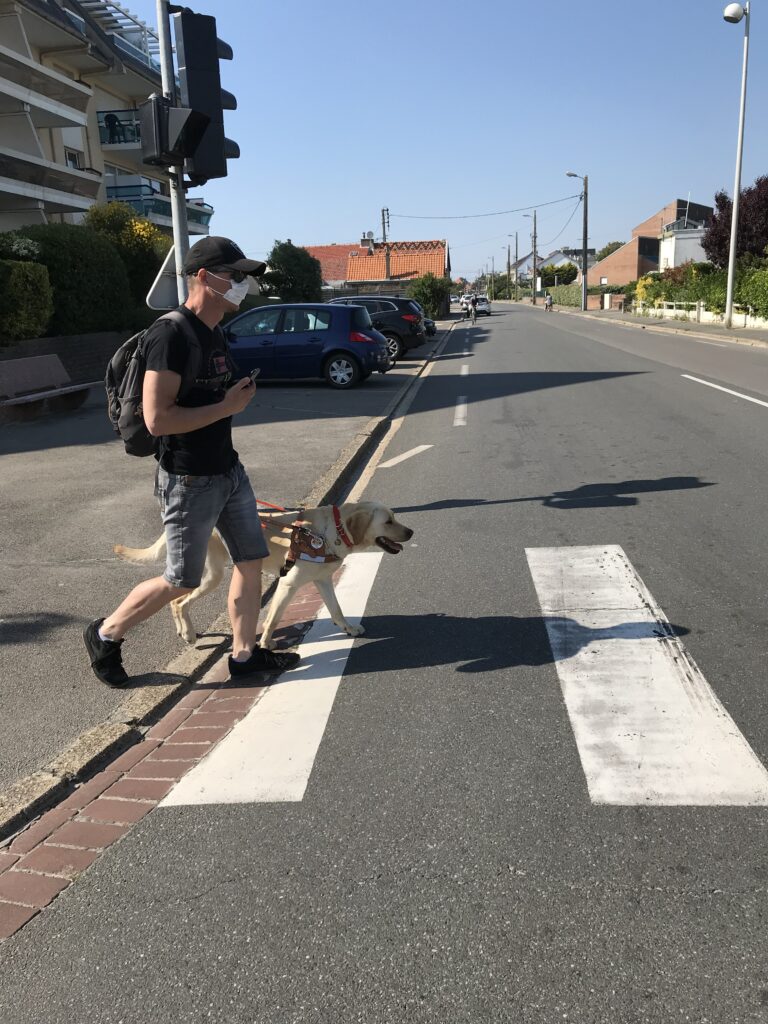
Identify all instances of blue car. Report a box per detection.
[223,303,391,388]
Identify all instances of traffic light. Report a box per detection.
[173,9,239,186]
[138,93,210,167]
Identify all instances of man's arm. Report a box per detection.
[143,369,255,437]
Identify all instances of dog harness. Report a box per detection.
[279,505,353,576]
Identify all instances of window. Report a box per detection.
[284,308,331,333]
[64,149,82,170]
[600,276,608,285]
[228,307,282,338]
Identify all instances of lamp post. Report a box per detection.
[566,171,588,311]
[722,2,750,329]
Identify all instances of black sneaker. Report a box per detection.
[83,618,129,688]
[228,647,300,678]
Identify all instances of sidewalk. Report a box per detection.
[0,319,455,842]
[501,300,768,348]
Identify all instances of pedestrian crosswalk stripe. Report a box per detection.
[526,545,768,806]
[160,552,384,806]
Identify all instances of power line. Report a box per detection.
[539,198,583,249]
[390,194,581,221]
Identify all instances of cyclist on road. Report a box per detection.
[468,294,478,324]
[544,292,554,312]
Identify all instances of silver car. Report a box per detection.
[475,295,492,316]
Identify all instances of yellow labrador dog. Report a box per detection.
[114,501,413,650]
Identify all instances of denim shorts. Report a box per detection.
[154,460,270,589]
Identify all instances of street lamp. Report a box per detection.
[508,232,518,300]
[722,2,750,329]
[566,171,588,311]
[523,211,537,304]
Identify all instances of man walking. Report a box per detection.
[84,236,300,687]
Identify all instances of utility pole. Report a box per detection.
[381,206,390,280]
[514,231,518,301]
[532,209,537,305]
[506,244,511,299]
[581,176,588,312]
[491,255,495,300]
[156,0,190,303]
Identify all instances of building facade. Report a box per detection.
[0,0,212,235]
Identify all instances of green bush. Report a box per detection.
[17,223,132,334]
[738,267,768,318]
[84,202,167,308]
[0,259,54,343]
[407,272,452,318]
[548,283,581,306]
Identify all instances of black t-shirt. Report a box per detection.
[143,305,238,475]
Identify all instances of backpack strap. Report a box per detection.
[144,308,203,402]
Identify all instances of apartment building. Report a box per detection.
[0,0,212,234]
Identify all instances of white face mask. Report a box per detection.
[207,270,250,306]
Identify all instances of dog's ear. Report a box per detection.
[345,509,372,545]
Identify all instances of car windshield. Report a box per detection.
[351,305,373,329]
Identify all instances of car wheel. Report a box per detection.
[324,353,361,389]
[383,333,404,362]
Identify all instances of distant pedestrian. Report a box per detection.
[83,236,300,687]
[545,292,553,311]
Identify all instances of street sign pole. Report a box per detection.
[156,0,189,304]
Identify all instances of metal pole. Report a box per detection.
[532,210,537,305]
[507,244,511,299]
[157,0,189,304]
[382,206,390,280]
[581,175,588,312]
[724,2,750,329]
[515,231,518,301]
[491,255,495,300]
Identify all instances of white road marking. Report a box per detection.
[378,444,434,469]
[461,364,470,376]
[161,552,384,805]
[526,545,768,806]
[454,396,467,426]
[682,374,768,409]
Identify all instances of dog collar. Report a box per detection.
[333,505,354,548]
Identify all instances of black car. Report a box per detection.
[327,295,427,362]
[223,303,390,388]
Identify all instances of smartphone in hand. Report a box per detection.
[249,368,261,384]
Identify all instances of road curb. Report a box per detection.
[0,320,457,845]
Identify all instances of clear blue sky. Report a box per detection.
[126,0,768,279]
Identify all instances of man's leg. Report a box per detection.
[228,559,263,660]
[102,576,193,640]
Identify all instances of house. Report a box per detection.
[0,0,213,235]
[304,239,450,290]
[659,217,709,270]
[586,200,713,287]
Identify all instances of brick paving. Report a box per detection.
[0,586,325,942]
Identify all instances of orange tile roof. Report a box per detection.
[346,247,446,282]
[302,244,368,283]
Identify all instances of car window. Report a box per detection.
[408,301,423,314]
[284,308,331,332]
[351,305,373,329]
[228,307,282,337]
[378,300,397,312]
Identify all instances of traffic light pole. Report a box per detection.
[157,0,190,303]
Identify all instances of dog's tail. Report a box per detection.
[114,534,167,565]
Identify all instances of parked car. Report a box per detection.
[328,295,426,362]
[223,303,390,389]
[459,294,473,310]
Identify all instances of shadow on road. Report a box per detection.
[335,612,690,675]
[0,611,76,644]
[393,476,714,514]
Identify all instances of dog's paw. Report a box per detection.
[344,623,365,638]
[261,635,276,650]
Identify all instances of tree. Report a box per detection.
[595,241,625,262]
[407,272,452,318]
[263,240,322,301]
[702,175,768,268]
[540,262,578,287]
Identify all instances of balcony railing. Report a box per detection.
[106,184,213,228]
[97,109,141,145]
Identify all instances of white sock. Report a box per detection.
[98,627,119,643]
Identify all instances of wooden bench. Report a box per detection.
[0,354,99,415]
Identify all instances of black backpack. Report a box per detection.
[105,310,202,457]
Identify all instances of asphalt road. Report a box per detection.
[3,306,768,1021]
[0,352,428,791]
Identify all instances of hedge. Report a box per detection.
[548,283,581,307]
[14,223,132,335]
[0,259,54,344]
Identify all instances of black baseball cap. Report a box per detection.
[183,236,267,277]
